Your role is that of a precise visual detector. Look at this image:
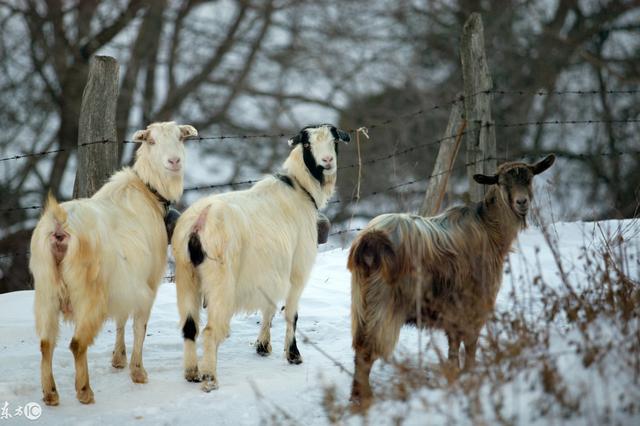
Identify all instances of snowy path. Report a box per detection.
[0,220,638,425]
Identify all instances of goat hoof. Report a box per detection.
[286,341,303,364]
[349,395,372,414]
[256,341,272,356]
[200,374,218,392]
[76,386,95,404]
[43,391,59,406]
[185,367,201,382]
[130,367,148,384]
[286,353,303,365]
[111,350,127,369]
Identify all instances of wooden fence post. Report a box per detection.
[420,102,464,216]
[461,13,496,203]
[73,56,120,198]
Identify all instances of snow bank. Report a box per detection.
[0,220,638,425]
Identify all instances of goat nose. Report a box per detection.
[516,198,528,206]
[323,155,334,163]
[168,157,181,165]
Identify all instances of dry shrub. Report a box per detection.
[318,217,640,425]
[255,215,639,425]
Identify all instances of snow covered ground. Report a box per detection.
[0,220,638,425]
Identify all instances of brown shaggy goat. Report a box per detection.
[346,155,555,410]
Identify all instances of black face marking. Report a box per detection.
[289,124,346,184]
[183,315,197,341]
[302,143,326,184]
[188,233,205,266]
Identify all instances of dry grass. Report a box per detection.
[257,215,639,425]
[322,217,639,424]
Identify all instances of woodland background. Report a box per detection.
[1,0,639,293]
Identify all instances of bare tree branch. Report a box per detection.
[78,0,145,59]
[153,0,249,120]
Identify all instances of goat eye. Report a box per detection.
[148,138,156,145]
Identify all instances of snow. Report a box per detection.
[0,220,638,425]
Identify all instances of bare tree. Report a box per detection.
[0,0,398,292]
[1,0,639,293]
[333,0,640,221]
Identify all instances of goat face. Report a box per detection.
[474,154,555,217]
[288,124,350,182]
[132,122,197,177]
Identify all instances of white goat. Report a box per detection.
[30,121,197,405]
[172,124,350,391]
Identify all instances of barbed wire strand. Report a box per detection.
[1,85,638,162]
[3,145,639,214]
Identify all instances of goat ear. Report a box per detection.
[335,128,351,143]
[179,124,198,140]
[287,130,308,147]
[531,154,555,175]
[473,174,499,185]
[132,129,149,143]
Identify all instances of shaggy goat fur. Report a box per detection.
[172,124,349,392]
[347,155,555,410]
[30,122,197,405]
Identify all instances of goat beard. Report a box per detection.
[514,208,528,228]
[498,188,528,229]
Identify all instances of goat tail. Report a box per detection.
[347,229,401,284]
[37,193,70,267]
[44,192,67,225]
[172,206,208,325]
[30,193,71,338]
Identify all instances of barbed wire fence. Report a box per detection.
[3,86,637,260]
[1,89,638,263]
[2,88,639,164]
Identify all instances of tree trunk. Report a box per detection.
[420,102,464,216]
[73,56,120,198]
[461,13,496,203]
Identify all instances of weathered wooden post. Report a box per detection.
[420,102,465,216]
[73,56,120,198]
[460,13,496,203]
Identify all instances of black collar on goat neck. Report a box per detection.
[275,173,318,210]
[134,170,172,215]
[302,143,326,185]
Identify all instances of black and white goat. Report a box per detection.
[171,124,349,391]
